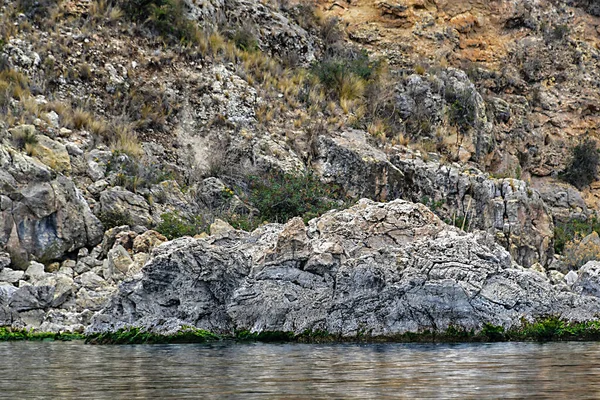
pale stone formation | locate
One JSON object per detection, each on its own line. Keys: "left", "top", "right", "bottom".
{"left": 315, "top": 129, "right": 553, "bottom": 268}
{"left": 0, "top": 144, "right": 103, "bottom": 261}
{"left": 210, "top": 218, "right": 235, "bottom": 236}
{"left": 88, "top": 200, "right": 600, "bottom": 337}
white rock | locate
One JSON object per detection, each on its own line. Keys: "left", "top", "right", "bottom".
{"left": 0, "top": 268, "right": 25, "bottom": 284}
{"left": 25, "top": 261, "right": 46, "bottom": 283}
{"left": 565, "top": 270, "right": 578, "bottom": 286}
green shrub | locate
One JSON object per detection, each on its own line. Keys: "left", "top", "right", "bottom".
{"left": 11, "top": 125, "right": 38, "bottom": 150}
{"left": 562, "top": 139, "right": 599, "bottom": 190}
{"left": 553, "top": 216, "right": 600, "bottom": 254}
{"left": 480, "top": 323, "right": 505, "bottom": 341}
{"left": 98, "top": 210, "right": 134, "bottom": 230}
{"left": 156, "top": 211, "right": 205, "bottom": 240}
{"left": 232, "top": 26, "right": 259, "bottom": 52}
{"left": 246, "top": 170, "right": 347, "bottom": 224}
{"left": 516, "top": 317, "right": 565, "bottom": 341}
{"left": 118, "top": 0, "right": 198, "bottom": 43}
{"left": 311, "top": 50, "right": 379, "bottom": 101}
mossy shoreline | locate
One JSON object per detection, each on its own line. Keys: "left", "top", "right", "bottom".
{"left": 5, "top": 318, "right": 600, "bottom": 345}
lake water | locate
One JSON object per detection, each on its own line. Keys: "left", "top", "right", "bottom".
{"left": 1, "top": 341, "right": 600, "bottom": 399}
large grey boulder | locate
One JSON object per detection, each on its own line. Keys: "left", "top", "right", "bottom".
{"left": 573, "top": 261, "right": 600, "bottom": 297}
{"left": 0, "top": 305, "right": 20, "bottom": 327}
{"left": 8, "top": 286, "right": 55, "bottom": 312}
{"left": 390, "top": 155, "right": 554, "bottom": 268}
{"left": 88, "top": 199, "right": 600, "bottom": 336}
{"left": 0, "top": 144, "right": 103, "bottom": 261}
{"left": 0, "top": 268, "right": 25, "bottom": 284}
{"left": 97, "top": 187, "right": 154, "bottom": 227}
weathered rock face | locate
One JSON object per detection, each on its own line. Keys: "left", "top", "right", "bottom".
{"left": 390, "top": 155, "right": 554, "bottom": 268}
{"left": 396, "top": 69, "right": 494, "bottom": 161}
{"left": 0, "top": 226, "right": 169, "bottom": 332}
{"left": 0, "top": 144, "right": 103, "bottom": 262}
{"left": 316, "top": 130, "right": 553, "bottom": 268}
{"left": 314, "top": 130, "right": 405, "bottom": 201}
{"left": 185, "top": 0, "right": 316, "bottom": 64}
{"left": 88, "top": 199, "right": 600, "bottom": 336}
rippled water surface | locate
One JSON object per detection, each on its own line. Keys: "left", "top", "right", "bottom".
{"left": 2, "top": 341, "right": 600, "bottom": 399}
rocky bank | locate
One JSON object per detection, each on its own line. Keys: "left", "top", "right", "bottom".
{"left": 1, "top": 0, "right": 600, "bottom": 338}
{"left": 84, "top": 200, "right": 600, "bottom": 337}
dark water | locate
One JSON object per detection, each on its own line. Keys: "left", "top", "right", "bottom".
{"left": 2, "top": 341, "right": 600, "bottom": 399}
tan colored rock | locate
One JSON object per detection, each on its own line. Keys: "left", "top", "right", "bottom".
{"left": 46, "top": 262, "right": 60, "bottom": 273}
{"left": 529, "top": 263, "right": 546, "bottom": 277}
{"left": 563, "top": 231, "right": 600, "bottom": 270}
{"left": 210, "top": 218, "right": 235, "bottom": 236}
{"left": 549, "top": 270, "right": 565, "bottom": 285}
{"left": 133, "top": 230, "right": 167, "bottom": 254}
{"left": 33, "top": 134, "right": 72, "bottom": 174}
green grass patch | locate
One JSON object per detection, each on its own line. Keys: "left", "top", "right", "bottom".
{"left": 85, "top": 327, "right": 221, "bottom": 345}
{"left": 155, "top": 211, "right": 206, "bottom": 240}
{"left": 0, "top": 327, "right": 85, "bottom": 342}
{"left": 7, "top": 318, "right": 600, "bottom": 345}
{"left": 554, "top": 216, "right": 600, "bottom": 254}
{"left": 244, "top": 170, "right": 349, "bottom": 225}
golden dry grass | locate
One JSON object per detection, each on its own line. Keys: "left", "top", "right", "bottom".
{"left": 111, "top": 126, "right": 143, "bottom": 159}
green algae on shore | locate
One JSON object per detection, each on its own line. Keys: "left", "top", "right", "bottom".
{"left": 6, "top": 317, "right": 600, "bottom": 344}
{"left": 0, "top": 328, "right": 85, "bottom": 342}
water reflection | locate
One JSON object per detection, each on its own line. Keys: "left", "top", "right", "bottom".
{"left": 2, "top": 341, "right": 600, "bottom": 399}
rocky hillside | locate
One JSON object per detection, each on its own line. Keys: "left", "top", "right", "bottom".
{"left": 1, "top": 0, "right": 600, "bottom": 335}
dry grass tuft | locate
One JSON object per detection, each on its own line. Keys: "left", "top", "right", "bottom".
{"left": 111, "top": 125, "right": 143, "bottom": 159}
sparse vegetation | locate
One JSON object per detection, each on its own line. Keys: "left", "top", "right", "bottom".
{"left": 10, "top": 317, "right": 600, "bottom": 344}
{"left": 10, "top": 125, "right": 38, "bottom": 150}
{"left": 311, "top": 50, "right": 378, "bottom": 102}
{"left": 156, "top": 211, "right": 205, "bottom": 240}
{"left": 0, "top": 327, "right": 85, "bottom": 341}
{"left": 86, "top": 326, "right": 219, "bottom": 345}
{"left": 118, "top": 0, "right": 200, "bottom": 43}
{"left": 97, "top": 210, "right": 134, "bottom": 230}
{"left": 245, "top": 170, "right": 348, "bottom": 225}
{"left": 562, "top": 139, "right": 599, "bottom": 190}
{"left": 554, "top": 215, "right": 600, "bottom": 256}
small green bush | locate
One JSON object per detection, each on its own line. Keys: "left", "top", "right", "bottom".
{"left": 98, "top": 210, "right": 134, "bottom": 230}
{"left": 311, "top": 50, "right": 379, "bottom": 100}
{"left": 11, "top": 126, "right": 38, "bottom": 150}
{"left": 553, "top": 216, "right": 600, "bottom": 254}
{"left": 562, "top": 139, "right": 599, "bottom": 190}
{"left": 156, "top": 211, "right": 205, "bottom": 240}
{"left": 118, "top": 0, "right": 198, "bottom": 43}
{"left": 232, "top": 27, "right": 259, "bottom": 52}
{"left": 246, "top": 171, "right": 347, "bottom": 225}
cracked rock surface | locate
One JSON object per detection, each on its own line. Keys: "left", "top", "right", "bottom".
{"left": 88, "top": 199, "right": 600, "bottom": 336}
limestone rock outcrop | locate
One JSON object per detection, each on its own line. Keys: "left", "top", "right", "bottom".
{"left": 88, "top": 199, "right": 600, "bottom": 337}
{"left": 316, "top": 130, "right": 553, "bottom": 268}
{"left": 0, "top": 144, "right": 103, "bottom": 262}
